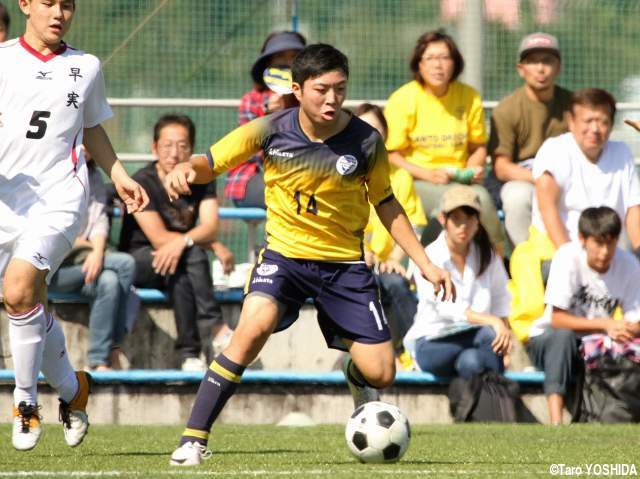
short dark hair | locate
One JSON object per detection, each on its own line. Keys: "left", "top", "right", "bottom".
{"left": 292, "top": 44, "right": 349, "bottom": 86}
{"left": 570, "top": 88, "right": 617, "bottom": 122}
{"left": 578, "top": 206, "right": 622, "bottom": 240}
{"left": 0, "top": 2, "right": 10, "bottom": 31}
{"left": 153, "top": 114, "right": 196, "bottom": 149}
{"left": 355, "top": 103, "right": 388, "bottom": 138}
{"left": 410, "top": 30, "right": 465, "bottom": 84}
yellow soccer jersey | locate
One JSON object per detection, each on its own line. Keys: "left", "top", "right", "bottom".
{"left": 366, "top": 167, "right": 427, "bottom": 261}
{"left": 384, "top": 80, "right": 487, "bottom": 170}
{"left": 208, "top": 108, "right": 394, "bottom": 260}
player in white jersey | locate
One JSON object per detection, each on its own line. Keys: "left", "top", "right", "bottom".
{"left": 0, "top": 0, "right": 148, "bottom": 451}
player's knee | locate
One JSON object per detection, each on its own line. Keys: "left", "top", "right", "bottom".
{"left": 3, "top": 280, "right": 39, "bottom": 314}
{"left": 365, "top": 362, "right": 396, "bottom": 389}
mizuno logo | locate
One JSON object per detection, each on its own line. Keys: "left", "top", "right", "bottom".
{"left": 32, "top": 252, "right": 47, "bottom": 264}
{"left": 36, "top": 71, "right": 53, "bottom": 80}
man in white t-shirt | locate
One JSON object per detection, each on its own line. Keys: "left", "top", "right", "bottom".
{"left": 528, "top": 207, "right": 640, "bottom": 425}
{"left": 509, "top": 88, "right": 640, "bottom": 360}
{"left": 0, "top": 0, "right": 147, "bottom": 451}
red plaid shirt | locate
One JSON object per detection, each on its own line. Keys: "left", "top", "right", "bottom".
{"left": 223, "top": 88, "right": 271, "bottom": 201}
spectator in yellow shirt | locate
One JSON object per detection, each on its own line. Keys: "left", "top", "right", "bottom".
{"left": 358, "top": 103, "right": 426, "bottom": 363}
{"left": 385, "top": 30, "right": 505, "bottom": 250}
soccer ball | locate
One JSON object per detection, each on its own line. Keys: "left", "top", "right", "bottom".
{"left": 345, "top": 401, "right": 411, "bottom": 463}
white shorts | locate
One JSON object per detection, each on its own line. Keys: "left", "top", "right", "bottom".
{"left": 0, "top": 226, "right": 75, "bottom": 295}
{"left": 0, "top": 174, "right": 87, "bottom": 294}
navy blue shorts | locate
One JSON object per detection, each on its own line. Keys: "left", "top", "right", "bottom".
{"left": 245, "top": 249, "right": 391, "bottom": 350}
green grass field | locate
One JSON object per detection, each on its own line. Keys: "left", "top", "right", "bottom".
{"left": 0, "top": 424, "right": 638, "bottom": 478}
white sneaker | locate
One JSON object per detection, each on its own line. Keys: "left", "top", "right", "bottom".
{"left": 169, "top": 441, "right": 212, "bottom": 466}
{"left": 181, "top": 357, "right": 207, "bottom": 372}
{"left": 59, "top": 371, "right": 91, "bottom": 447}
{"left": 342, "top": 356, "right": 380, "bottom": 408}
{"left": 212, "top": 330, "right": 233, "bottom": 356}
{"left": 12, "top": 402, "right": 43, "bottom": 451}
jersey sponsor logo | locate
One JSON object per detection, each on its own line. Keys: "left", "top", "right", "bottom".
{"left": 256, "top": 263, "right": 278, "bottom": 276}
{"left": 252, "top": 276, "right": 273, "bottom": 285}
{"left": 36, "top": 71, "right": 53, "bottom": 80}
{"left": 267, "top": 147, "right": 294, "bottom": 159}
{"left": 336, "top": 155, "right": 358, "bottom": 175}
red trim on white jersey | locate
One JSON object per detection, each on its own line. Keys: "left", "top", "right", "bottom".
{"left": 19, "top": 36, "right": 67, "bottom": 62}
{"left": 70, "top": 130, "right": 79, "bottom": 170}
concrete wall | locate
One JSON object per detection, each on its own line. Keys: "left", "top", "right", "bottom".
{"left": 0, "top": 303, "right": 342, "bottom": 372}
{"left": 0, "top": 382, "right": 552, "bottom": 425}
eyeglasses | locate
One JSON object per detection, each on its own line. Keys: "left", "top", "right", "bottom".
{"left": 157, "top": 142, "right": 192, "bottom": 153}
{"left": 421, "top": 55, "right": 453, "bottom": 63}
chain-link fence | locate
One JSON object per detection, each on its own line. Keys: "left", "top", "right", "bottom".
{"left": 4, "top": 0, "right": 640, "bottom": 261}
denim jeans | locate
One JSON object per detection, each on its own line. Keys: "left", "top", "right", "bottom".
{"left": 415, "top": 326, "right": 503, "bottom": 379}
{"left": 49, "top": 251, "right": 136, "bottom": 367}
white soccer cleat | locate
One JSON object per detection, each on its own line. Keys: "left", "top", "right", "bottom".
{"left": 342, "top": 356, "right": 380, "bottom": 409}
{"left": 59, "top": 371, "right": 91, "bottom": 447}
{"left": 12, "top": 402, "right": 43, "bottom": 451}
{"left": 181, "top": 357, "right": 207, "bottom": 372}
{"left": 169, "top": 441, "right": 212, "bottom": 466}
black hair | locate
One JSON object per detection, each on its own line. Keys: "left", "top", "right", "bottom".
{"left": 410, "top": 29, "right": 465, "bottom": 84}
{"left": 578, "top": 206, "right": 622, "bottom": 240}
{"left": 445, "top": 205, "right": 493, "bottom": 276}
{"left": 570, "top": 88, "right": 617, "bottom": 123}
{"left": 153, "top": 113, "right": 196, "bottom": 149}
{"left": 0, "top": 2, "right": 10, "bottom": 31}
{"left": 292, "top": 44, "right": 349, "bottom": 86}
{"left": 355, "top": 103, "right": 388, "bottom": 138}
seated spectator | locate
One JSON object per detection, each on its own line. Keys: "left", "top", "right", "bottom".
{"left": 509, "top": 88, "right": 640, "bottom": 350}
{"left": 358, "top": 103, "right": 426, "bottom": 366}
{"left": 533, "top": 207, "right": 640, "bottom": 424}
{"left": 384, "top": 30, "right": 505, "bottom": 251}
{"left": 509, "top": 88, "right": 640, "bottom": 416}
{"left": 49, "top": 151, "right": 136, "bottom": 371}
{"left": 488, "top": 32, "right": 572, "bottom": 246}
{"left": 119, "top": 114, "right": 233, "bottom": 371}
{"left": 0, "top": 2, "right": 10, "bottom": 42}
{"left": 404, "top": 186, "right": 511, "bottom": 378}
{"left": 224, "top": 31, "right": 306, "bottom": 208}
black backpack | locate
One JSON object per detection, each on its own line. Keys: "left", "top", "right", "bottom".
{"left": 574, "top": 355, "right": 640, "bottom": 423}
{"left": 448, "top": 371, "right": 538, "bottom": 423}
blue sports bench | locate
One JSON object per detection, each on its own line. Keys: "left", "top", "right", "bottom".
{"left": 17, "top": 206, "right": 543, "bottom": 387}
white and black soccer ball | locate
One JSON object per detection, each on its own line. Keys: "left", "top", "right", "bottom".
{"left": 345, "top": 401, "right": 411, "bottom": 463}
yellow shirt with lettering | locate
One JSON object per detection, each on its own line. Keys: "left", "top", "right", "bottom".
{"left": 385, "top": 80, "right": 487, "bottom": 170}
{"left": 208, "top": 108, "right": 393, "bottom": 261}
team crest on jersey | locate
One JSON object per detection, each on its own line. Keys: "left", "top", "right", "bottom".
{"left": 336, "top": 155, "right": 358, "bottom": 175}
{"left": 256, "top": 263, "right": 278, "bottom": 276}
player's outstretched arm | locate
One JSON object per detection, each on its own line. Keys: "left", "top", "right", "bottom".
{"left": 624, "top": 119, "right": 640, "bottom": 132}
{"left": 163, "top": 155, "right": 215, "bottom": 201}
{"left": 84, "top": 125, "right": 149, "bottom": 213}
{"left": 375, "top": 197, "right": 455, "bottom": 301}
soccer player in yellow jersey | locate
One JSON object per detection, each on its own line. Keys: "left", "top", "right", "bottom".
{"left": 166, "top": 44, "right": 453, "bottom": 466}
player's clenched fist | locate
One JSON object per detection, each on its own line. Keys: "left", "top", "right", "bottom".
{"left": 114, "top": 175, "right": 149, "bottom": 214}
{"left": 420, "top": 263, "right": 456, "bottom": 302}
{"left": 164, "top": 162, "right": 197, "bottom": 201}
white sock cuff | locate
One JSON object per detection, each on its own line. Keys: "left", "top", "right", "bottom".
{"left": 8, "top": 304, "right": 44, "bottom": 322}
